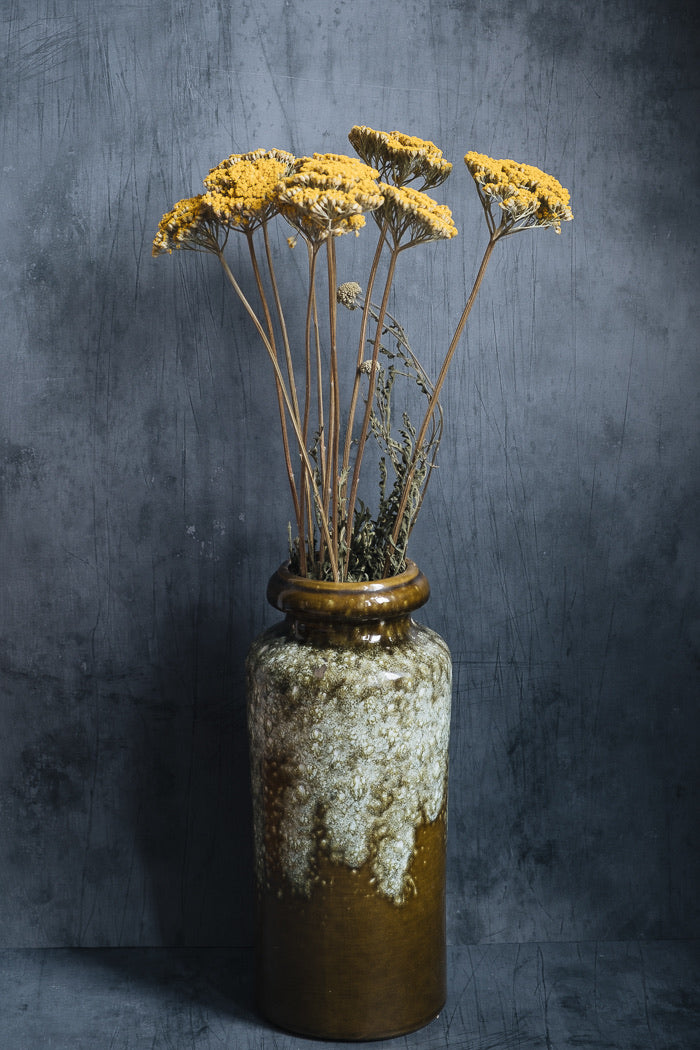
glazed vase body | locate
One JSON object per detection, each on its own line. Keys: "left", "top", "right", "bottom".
{"left": 245, "top": 561, "right": 452, "bottom": 1041}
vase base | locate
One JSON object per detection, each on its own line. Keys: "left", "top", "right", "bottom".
{"left": 255, "top": 812, "right": 447, "bottom": 1042}
{"left": 260, "top": 1001, "right": 445, "bottom": 1042}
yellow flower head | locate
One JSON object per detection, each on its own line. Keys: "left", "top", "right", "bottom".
{"left": 378, "top": 183, "right": 458, "bottom": 247}
{"left": 349, "top": 125, "right": 452, "bottom": 189}
{"left": 464, "top": 152, "right": 573, "bottom": 233}
{"left": 152, "top": 195, "right": 220, "bottom": 256}
{"left": 203, "top": 148, "right": 296, "bottom": 231}
{"left": 276, "top": 153, "right": 384, "bottom": 242}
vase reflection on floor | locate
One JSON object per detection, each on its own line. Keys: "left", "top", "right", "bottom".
{"left": 246, "top": 561, "right": 452, "bottom": 1040}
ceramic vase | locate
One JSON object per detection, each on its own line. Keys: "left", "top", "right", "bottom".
{"left": 245, "top": 560, "right": 452, "bottom": 1040}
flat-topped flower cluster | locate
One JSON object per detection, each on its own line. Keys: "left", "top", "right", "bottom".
{"left": 153, "top": 142, "right": 461, "bottom": 253}
{"left": 464, "top": 151, "right": 573, "bottom": 234}
{"left": 154, "top": 126, "right": 572, "bottom": 581}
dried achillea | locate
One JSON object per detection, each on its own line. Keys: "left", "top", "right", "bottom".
{"left": 151, "top": 195, "right": 220, "bottom": 255}
{"left": 379, "top": 183, "right": 458, "bottom": 247}
{"left": 277, "top": 153, "right": 384, "bottom": 242}
{"left": 152, "top": 127, "right": 573, "bottom": 583}
{"left": 204, "top": 149, "right": 296, "bottom": 231}
{"left": 349, "top": 125, "right": 452, "bottom": 190}
{"left": 464, "top": 152, "right": 573, "bottom": 233}
{"left": 336, "top": 281, "right": 363, "bottom": 309}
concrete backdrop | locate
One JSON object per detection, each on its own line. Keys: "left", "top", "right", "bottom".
{"left": 1, "top": 0, "right": 698, "bottom": 951}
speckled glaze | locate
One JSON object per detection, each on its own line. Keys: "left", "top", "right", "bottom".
{"left": 246, "top": 561, "right": 452, "bottom": 1041}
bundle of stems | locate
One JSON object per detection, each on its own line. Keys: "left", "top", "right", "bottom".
{"left": 214, "top": 201, "right": 452, "bottom": 582}
{"left": 153, "top": 130, "right": 572, "bottom": 581}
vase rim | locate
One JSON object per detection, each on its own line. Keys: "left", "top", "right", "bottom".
{"left": 267, "top": 560, "right": 430, "bottom": 623}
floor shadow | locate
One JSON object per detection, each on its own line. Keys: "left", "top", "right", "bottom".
{"left": 71, "top": 945, "right": 260, "bottom": 1023}
{"left": 132, "top": 591, "right": 257, "bottom": 953}
{"left": 93, "top": 581, "right": 264, "bottom": 1020}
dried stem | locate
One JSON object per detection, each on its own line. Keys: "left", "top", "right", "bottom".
{"left": 325, "top": 235, "right": 341, "bottom": 571}
{"left": 387, "top": 225, "right": 502, "bottom": 563}
{"left": 298, "top": 243, "right": 322, "bottom": 575}
{"left": 341, "top": 220, "right": 389, "bottom": 481}
{"left": 246, "top": 233, "right": 303, "bottom": 544}
{"left": 343, "top": 244, "right": 400, "bottom": 577}
{"left": 263, "top": 223, "right": 300, "bottom": 422}
{"left": 216, "top": 247, "right": 339, "bottom": 580}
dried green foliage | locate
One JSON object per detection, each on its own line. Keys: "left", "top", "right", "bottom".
{"left": 289, "top": 300, "right": 442, "bottom": 582}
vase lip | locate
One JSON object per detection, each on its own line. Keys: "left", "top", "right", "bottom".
{"left": 267, "top": 559, "right": 430, "bottom": 622}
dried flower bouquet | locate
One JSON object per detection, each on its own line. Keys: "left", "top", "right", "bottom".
{"left": 154, "top": 127, "right": 572, "bottom": 582}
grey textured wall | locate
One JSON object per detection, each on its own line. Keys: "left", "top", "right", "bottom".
{"left": 1, "top": 0, "right": 698, "bottom": 950}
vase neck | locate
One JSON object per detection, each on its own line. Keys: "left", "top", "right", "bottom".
{"left": 283, "top": 612, "right": 417, "bottom": 646}
{"left": 266, "top": 560, "right": 430, "bottom": 646}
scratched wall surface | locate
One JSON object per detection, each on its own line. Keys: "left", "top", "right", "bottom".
{"left": 1, "top": 0, "right": 698, "bottom": 949}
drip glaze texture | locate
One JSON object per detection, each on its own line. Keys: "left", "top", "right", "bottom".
{"left": 247, "top": 619, "right": 450, "bottom": 901}
{"left": 246, "top": 562, "right": 451, "bottom": 902}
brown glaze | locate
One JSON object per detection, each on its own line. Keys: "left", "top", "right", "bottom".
{"left": 267, "top": 560, "right": 431, "bottom": 644}
{"left": 257, "top": 809, "right": 447, "bottom": 1041}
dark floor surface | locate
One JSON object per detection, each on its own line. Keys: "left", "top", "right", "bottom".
{"left": 1, "top": 941, "right": 699, "bottom": 1049}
